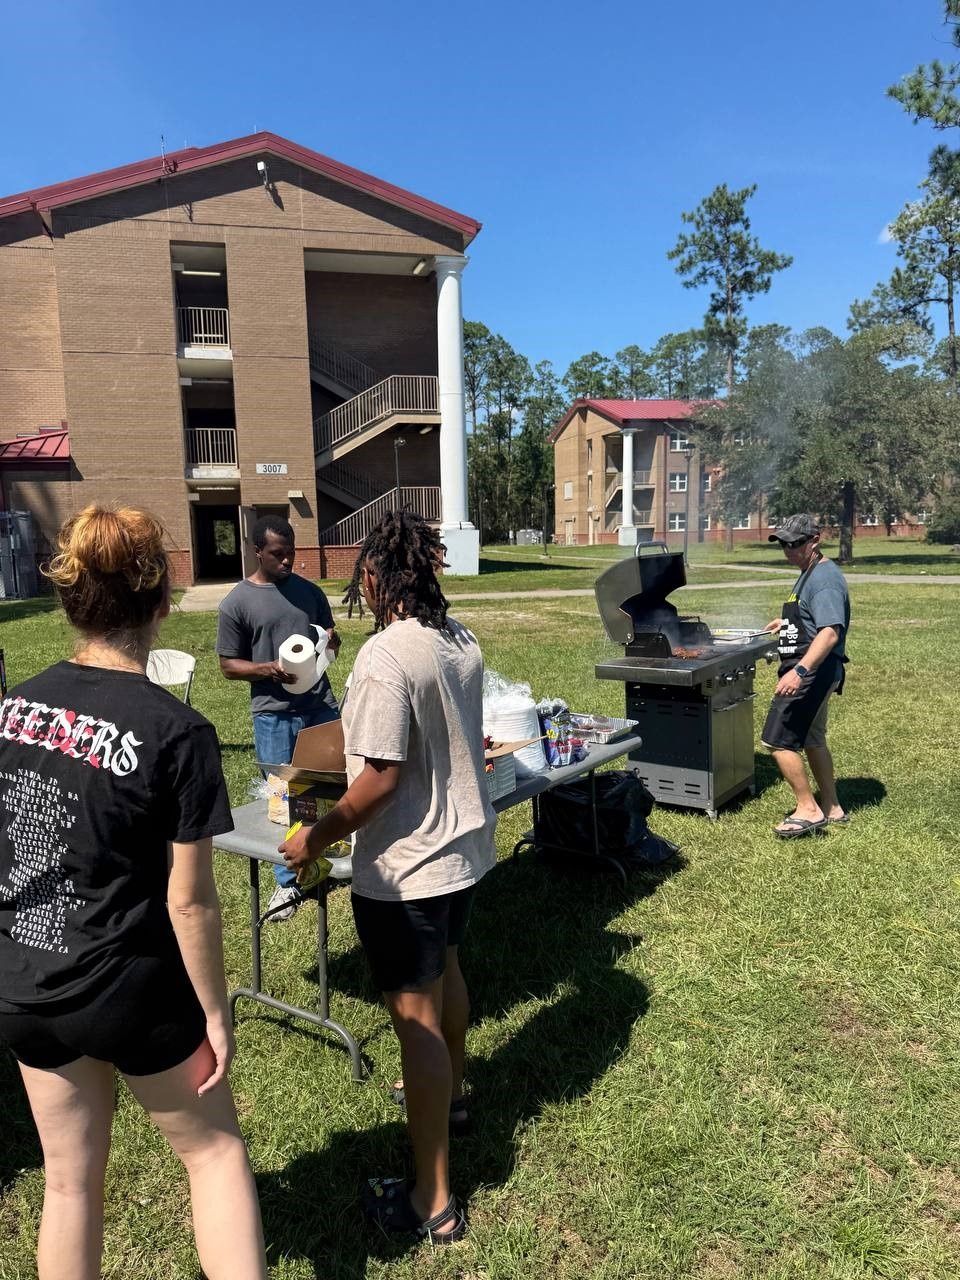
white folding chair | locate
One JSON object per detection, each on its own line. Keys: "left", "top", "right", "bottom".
{"left": 146, "top": 648, "right": 197, "bottom": 705}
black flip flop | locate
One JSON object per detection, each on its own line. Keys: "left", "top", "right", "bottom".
{"left": 774, "top": 816, "right": 827, "bottom": 839}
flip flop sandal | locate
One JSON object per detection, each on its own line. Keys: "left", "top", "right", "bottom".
{"left": 389, "top": 1085, "right": 472, "bottom": 1136}
{"left": 364, "top": 1176, "right": 467, "bottom": 1244}
{"left": 826, "top": 815, "right": 850, "bottom": 825}
{"left": 774, "top": 817, "right": 827, "bottom": 839}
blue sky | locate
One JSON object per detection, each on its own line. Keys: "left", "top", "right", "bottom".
{"left": 3, "top": 0, "right": 948, "bottom": 372}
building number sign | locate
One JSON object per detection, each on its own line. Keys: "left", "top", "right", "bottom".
{"left": 255, "top": 462, "right": 288, "bottom": 475}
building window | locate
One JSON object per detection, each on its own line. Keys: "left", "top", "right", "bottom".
{"left": 669, "top": 429, "right": 690, "bottom": 452}
{"left": 587, "top": 438, "right": 593, "bottom": 464}
{"left": 701, "top": 472, "right": 712, "bottom": 493}
{"left": 668, "top": 472, "right": 688, "bottom": 493}
{"left": 587, "top": 474, "right": 593, "bottom": 500}
{"left": 733, "top": 515, "right": 751, "bottom": 530}
{"left": 916, "top": 508, "right": 928, "bottom": 525}
{"left": 668, "top": 512, "right": 686, "bottom": 532}
{"left": 563, "top": 480, "right": 573, "bottom": 500}
{"left": 731, "top": 430, "right": 745, "bottom": 447}
{"left": 861, "top": 513, "right": 878, "bottom": 526}
{"left": 700, "top": 513, "right": 712, "bottom": 531}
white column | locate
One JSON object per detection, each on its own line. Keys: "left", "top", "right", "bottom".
{"left": 434, "top": 254, "right": 479, "bottom": 575}
{"left": 618, "top": 427, "right": 638, "bottom": 546}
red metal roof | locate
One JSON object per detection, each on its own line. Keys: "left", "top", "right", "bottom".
{"left": 0, "top": 132, "right": 482, "bottom": 242}
{"left": 0, "top": 430, "right": 70, "bottom": 463}
{"left": 548, "top": 398, "right": 716, "bottom": 443}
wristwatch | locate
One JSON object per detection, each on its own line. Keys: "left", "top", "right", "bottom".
{"left": 794, "top": 664, "right": 810, "bottom": 678}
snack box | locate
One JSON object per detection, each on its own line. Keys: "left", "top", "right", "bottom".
{"left": 257, "top": 720, "right": 348, "bottom": 825}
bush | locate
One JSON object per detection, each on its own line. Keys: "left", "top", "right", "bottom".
{"left": 925, "top": 492, "right": 960, "bottom": 544}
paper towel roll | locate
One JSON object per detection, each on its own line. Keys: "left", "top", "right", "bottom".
{"left": 278, "top": 634, "right": 319, "bottom": 695}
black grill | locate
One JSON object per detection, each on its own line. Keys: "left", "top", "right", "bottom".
{"left": 593, "top": 544, "right": 777, "bottom": 817}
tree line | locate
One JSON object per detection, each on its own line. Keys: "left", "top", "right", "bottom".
{"left": 465, "top": 1, "right": 960, "bottom": 559}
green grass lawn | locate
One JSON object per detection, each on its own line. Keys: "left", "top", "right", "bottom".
{"left": 1, "top": 578, "right": 960, "bottom": 1278}
{"left": 476, "top": 537, "right": 960, "bottom": 576}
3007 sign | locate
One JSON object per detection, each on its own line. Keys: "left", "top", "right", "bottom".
{"left": 255, "top": 462, "right": 288, "bottom": 475}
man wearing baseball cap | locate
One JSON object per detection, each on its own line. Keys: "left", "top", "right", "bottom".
{"left": 760, "top": 514, "right": 850, "bottom": 838}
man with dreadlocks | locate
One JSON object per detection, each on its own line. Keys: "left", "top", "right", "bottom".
{"left": 280, "top": 511, "right": 495, "bottom": 1244}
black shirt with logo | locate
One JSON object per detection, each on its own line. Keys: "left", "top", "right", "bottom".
{"left": 0, "top": 662, "right": 233, "bottom": 1005}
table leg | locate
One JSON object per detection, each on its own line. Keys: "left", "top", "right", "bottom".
{"left": 229, "top": 864, "right": 364, "bottom": 1082}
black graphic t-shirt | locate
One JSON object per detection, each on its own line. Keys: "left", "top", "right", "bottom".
{"left": 0, "top": 662, "right": 233, "bottom": 1005}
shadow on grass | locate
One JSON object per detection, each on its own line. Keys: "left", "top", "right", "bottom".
{"left": 473, "top": 556, "right": 585, "bottom": 576}
{"left": 0, "top": 597, "right": 59, "bottom": 624}
{"left": 259, "top": 854, "right": 677, "bottom": 1274}
{"left": 753, "top": 754, "right": 886, "bottom": 814}
{"left": 842, "top": 551, "right": 958, "bottom": 570}
{"left": 0, "top": 1049, "right": 40, "bottom": 1194}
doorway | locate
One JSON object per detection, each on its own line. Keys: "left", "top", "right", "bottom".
{"left": 194, "top": 504, "right": 241, "bottom": 580}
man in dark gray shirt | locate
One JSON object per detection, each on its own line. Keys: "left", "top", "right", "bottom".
{"left": 760, "top": 514, "right": 851, "bottom": 839}
{"left": 217, "top": 514, "right": 340, "bottom": 917}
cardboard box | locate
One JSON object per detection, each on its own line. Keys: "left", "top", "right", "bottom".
{"left": 256, "top": 720, "right": 348, "bottom": 825}
{"left": 483, "top": 739, "right": 538, "bottom": 803}
{"left": 259, "top": 724, "right": 535, "bottom": 819}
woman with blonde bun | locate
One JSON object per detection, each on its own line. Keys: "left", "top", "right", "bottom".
{"left": 0, "top": 506, "right": 266, "bottom": 1280}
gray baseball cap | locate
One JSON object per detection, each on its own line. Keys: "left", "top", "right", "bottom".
{"left": 768, "top": 513, "right": 820, "bottom": 543}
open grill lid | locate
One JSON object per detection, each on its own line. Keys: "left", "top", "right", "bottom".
{"left": 594, "top": 543, "right": 690, "bottom": 646}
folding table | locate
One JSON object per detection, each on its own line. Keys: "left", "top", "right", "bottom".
{"left": 216, "top": 733, "right": 643, "bottom": 1080}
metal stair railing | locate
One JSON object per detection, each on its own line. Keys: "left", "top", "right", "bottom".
{"left": 307, "top": 334, "right": 380, "bottom": 395}
{"left": 313, "top": 375, "right": 438, "bottom": 455}
{"left": 319, "top": 486, "right": 442, "bottom": 545}
{"left": 317, "top": 460, "right": 382, "bottom": 505}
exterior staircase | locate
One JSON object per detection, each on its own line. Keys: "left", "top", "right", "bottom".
{"left": 319, "top": 485, "right": 442, "bottom": 547}
{"left": 315, "top": 459, "right": 383, "bottom": 508}
{"left": 313, "top": 374, "right": 439, "bottom": 464}
{"left": 308, "top": 332, "right": 442, "bottom": 540}
{"left": 308, "top": 334, "right": 379, "bottom": 398}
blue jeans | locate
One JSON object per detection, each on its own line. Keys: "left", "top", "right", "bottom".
{"left": 254, "top": 705, "right": 340, "bottom": 888}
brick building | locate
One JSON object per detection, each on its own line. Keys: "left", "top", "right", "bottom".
{"left": 0, "top": 132, "right": 482, "bottom": 582}
{"left": 549, "top": 398, "right": 930, "bottom": 546}
{"left": 549, "top": 398, "right": 769, "bottom": 545}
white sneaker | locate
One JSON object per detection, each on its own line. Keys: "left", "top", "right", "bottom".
{"left": 266, "top": 884, "right": 305, "bottom": 923}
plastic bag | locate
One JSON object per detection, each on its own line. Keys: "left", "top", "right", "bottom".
{"left": 536, "top": 698, "right": 587, "bottom": 768}
{"left": 536, "top": 770, "right": 656, "bottom": 852}
{"left": 482, "top": 669, "right": 546, "bottom": 775}
{"left": 247, "top": 773, "right": 291, "bottom": 825}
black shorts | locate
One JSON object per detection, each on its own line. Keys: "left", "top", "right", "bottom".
{"left": 0, "top": 951, "right": 206, "bottom": 1076}
{"left": 761, "top": 662, "right": 838, "bottom": 753}
{"left": 352, "top": 885, "right": 476, "bottom": 993}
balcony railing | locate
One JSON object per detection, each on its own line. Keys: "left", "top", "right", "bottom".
{"left": 605, "top": 511, "right": 653, "bottom": 533}
{"left": 178, "top": 306, "right": 230, "bottom": 348}
{"left": 313, "top": 375, "right": 438, "bottom": 454}
{"left": 319, "top": 486, "right": 441, "bottom": 545}
{"left": 185, "top": 427, "right": 237, "bottom": 467}
{"left": 605, "top": 470, "right": 653, "bottom": 503}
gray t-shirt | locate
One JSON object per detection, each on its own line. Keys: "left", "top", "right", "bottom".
{"left": 216, "top": 575, "right": 338, "bottom": 716}
{"left": 796, "top": 558, "right": 850, "bottom": 662}
{"left": 343, "top": 616, "right": 497, "bottom": 902}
